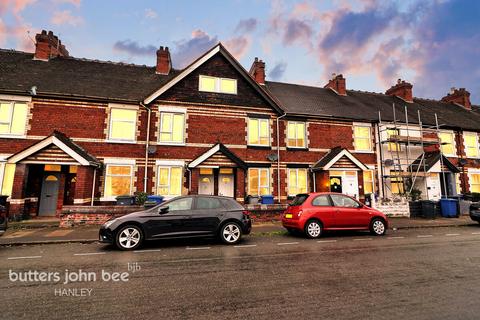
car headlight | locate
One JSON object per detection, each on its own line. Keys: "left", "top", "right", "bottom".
{"left": 103, "top": 219, "right": 117, "bottom": 229}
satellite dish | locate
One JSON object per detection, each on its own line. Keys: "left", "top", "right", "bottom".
{"left": 148, "top": 145, "right": 157, "bottom": 154}
{"left": 267, "top": 153, "right": 278, "bottom": 162}
{"left": 384, "top": 159, "right": 394, "bottom": 167}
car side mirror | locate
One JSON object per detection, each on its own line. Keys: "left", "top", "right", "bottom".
{"left": 159, "top": 206, "right": 169, "bottom": 214}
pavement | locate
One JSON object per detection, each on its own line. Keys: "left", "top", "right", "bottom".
{"left": 0, "top": 215, "right": 477, "bottom": 246}
{"left": 2, "top": 225, "right": 480, "bottom": 319}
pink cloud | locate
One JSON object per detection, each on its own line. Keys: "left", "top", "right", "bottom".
{"left": 51, "top": 10, "right": 84, "bottom": 26}
{"left": 224, "top": 36, "right": 251, "bottom": 60}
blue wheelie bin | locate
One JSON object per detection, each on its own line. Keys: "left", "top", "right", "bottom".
{"left": 440, "top": 198, "right": 458, "bottom": 218}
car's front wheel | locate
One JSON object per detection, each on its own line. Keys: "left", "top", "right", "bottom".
{"left": 220, "top": 222, "right": 242, "bottom": 244}
{"left": 115, "top": 225, "right": 143, "bottom": 250}
{"left": 370, "top": 218, "right": 386, "bottom": 236}
{"left": 304, "top": 220, "right": 322, "bottom": 239}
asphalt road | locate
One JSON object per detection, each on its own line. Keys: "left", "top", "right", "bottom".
{"left": 1, "top": 226, "right": 480, "bottom": 320}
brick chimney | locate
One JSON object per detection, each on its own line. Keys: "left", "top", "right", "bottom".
{"left": 441, "top": 87, "right": 471, "bottom": 110}
{"left": 324, "top": 73, "right": 346, "bottom": 96}
{"left": 385, "top": 79, "right": 413, "bottom": 103}
{"left": 156, "top": 46, "right": 171, "bottom": 75}
{"left": 249, "top": 57, "right": 265, "bottom": 85}
{"left": 34, "top": 30, "right": 69, "bottom": 61}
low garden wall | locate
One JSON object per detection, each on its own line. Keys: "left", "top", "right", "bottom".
{"left": 60, "top": 205, "right": 143, "bottom": 227}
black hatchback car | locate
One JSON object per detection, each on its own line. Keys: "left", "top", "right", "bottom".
{"left": 99, "top": 195, "right": 251, "bottom": 250}
{"left": 470, "top": 202, "right": 480, "bottom": 224}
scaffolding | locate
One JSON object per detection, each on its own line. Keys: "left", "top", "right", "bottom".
{"left": 378, "top": 104, "right": 448, "bottom": 200}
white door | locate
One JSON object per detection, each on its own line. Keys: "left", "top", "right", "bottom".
{"left": 199, "top": 175, "right": 214, "bottom": 195}
{"left": 342, "top": 171, "right": 359, "bottom": 199}
{"left": 427, "top": 173, "right": 442, "bottom": 200}
{"left": 218, "top": 174, "right": 234, "bottom": 197}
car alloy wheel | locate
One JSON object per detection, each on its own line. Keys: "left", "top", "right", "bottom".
{"left": 116, "top": 225, "right": 143, "bottom": 250}
{"left": 371, "top": 219, "right": 386, "bottom": 236}
{"left": 221, "top": 222, "right": 242, "bottom": 244}
{"left": 305, "top": 220, "right": 322, "bottom": 239}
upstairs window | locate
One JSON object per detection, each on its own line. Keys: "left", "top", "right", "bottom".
{"left": 159, "top": 112, "right": 185, "bottom": 144}
{"left": 199, "top": 75, "right": 237, "bottom": 94}
{"left": 0, "top": 102, "right": 28, "bottom": 136}
{"left": 109, "top": 108, "right": 137, "bottom": 141}
{"left": 287, "top": 121, "right": 306, "bottom": 148}
{"left": 248, "top": 118, "right": 270, "bottom": 146}
{"left": 387, "top": 129, "right": 401, "bottom": 152}
{"left": 464, "top": 132, "right": 479, "bottom": 158}
{"left": 354, "top": 126, "right": 372, "bottom": 151}
{"left": 288, "top": 168, "right": 308, "bottom": 196}
{"left": 439, "top": 131, "right": 455, "bottom": 156}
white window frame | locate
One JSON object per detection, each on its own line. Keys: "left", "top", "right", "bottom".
{"left": 159, "top": 111, "right": 186, "bottom": 145}
{"left": 0, "top": 100, "right": 29, "bottom": 138}
{"left": 248, "top": 118, "right": 270, "bottom": 147}
{"left": 363, "top": 169, "right": 375, "bottom": 194}
{"left": 248, "top": 168, "right": 270, "bottom": 196}
{"left": 102, "top": 163, "right": 134, "bottom": 200}
{"left": 463, "top": 132, "right": 479, "bottom": 159}
{"left": 287, "top": 121, "right": 307, "bottom": 148}
{"left": 156, "top": 166, "right": 183, "bottom": 198}
{"left": 353, "top": 124, "right": 372, "bottom": 152}
{"left": 438, "top": 130, "right": 456, "bottom": 156}
{"left": 287, "top": 168, "right": 308, "bottom": 196}
{"left": 198, "top": 75, "right": 237, "bottom": 94}
{"left": 107, "top": 106, "right": 138, "bottom": 143}
{"left": 468, "top": 169, "right": 480, "bottom": 193}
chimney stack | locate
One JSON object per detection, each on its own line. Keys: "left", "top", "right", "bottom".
{"left": 156, "top": 46, "right": 171, "bottom": 75}
{"left": 385, "top": 79, "right": 413, "bottom": 103}
{"left": 441, "top": 87, "right": 471, "bottom": 110}
{"left": 249, "top": 57, "right": 265, "bottom": 85}
{"left": 34, "top": 30, "right": 69, "bottom": 61}
{"left": 324, "top": 73, "right": 346, "bottom": 96}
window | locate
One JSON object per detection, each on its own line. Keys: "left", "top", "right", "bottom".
{"left": 248, "top": 118, "right": 270, "bottom": 146}
{"left": 248, "top": 168, "right": 270, "bottom": 196}
{"left": 157, "top": 167, "right": 183, "bottom": 196}
{"left": 387, "top": 129, "right": 400, "bottom": 152}
{"left": 288, "top": 168, "right": 308, "bottom": 196}
{"left": 464, "top": 132, "right": 479, "bottom": 158}
{"left": 109, "top": 108, "right": 137, "bottom": 141}
{"left": 290, "top": 194, "right": 309, "bottom": 206}
{"left": 312, "top": 195, "right": 331, "bottom": 207}
{"left": 163, "top": 197, "right": 192, "bottom": 212}
{"left": 390, "top": 173, "right": 404, "bottom": 194}
{"left": 0, "top": 102, "right": 28, "bottom": 136}
{"left": 196, "top": 197, "right": 223, "bottom": 210}
{"left": 0, "top": 163, "right": 15, "bottom": 196}
{"left": 199, "top": 75, "right": 237, "bottom": 94}
{"left": 44, "top": 164, "right": 61, "bottom": 172}
{"left": 159, "top": 112, "right": 185, "bottom": 144}
{"left": 287, "top": 121, "right": 306, "bottom": 148}
{"left": 469, "top": 173, "right": 480, "bottom": 193}
{"left": 439, "top": 131, "right": 455, "bottom": 156}
{"left": 104, "top": 165, "right": 133, "bottom": 197}
{"left": 363, "top": 170, "right": 374, "bottom": 194}
{"left": 330, "top": 194, "right": 360, "bottom": 208}
{"left": 354, "top": 126, "right": 372, "bottom": 151}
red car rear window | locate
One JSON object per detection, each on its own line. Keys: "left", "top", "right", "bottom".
{"left": 290, "top": 194, "right": 309, "bottom": 206}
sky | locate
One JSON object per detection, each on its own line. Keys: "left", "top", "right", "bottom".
{"left": 0, "top": 0, "right": 479, "bottom": 104}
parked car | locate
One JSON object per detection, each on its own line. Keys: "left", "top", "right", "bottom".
{"left": 282, "top": 192, "right": 388, "bottom": 238}
{"left": 469, "top": 202, "right": 480, "bottom": 224}
{"left": 0, "top": 204, "right": 7, "bottom": 236}
{"left": 99, "top": 195, "right": 251, "bottom": 250}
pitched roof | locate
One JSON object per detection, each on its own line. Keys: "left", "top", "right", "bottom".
{"left": 408, "top": 151, "right": 459, "bottom": 173}
{"left": 188, "top": 143, "right": 247, "bottom": 169}
{"left": 0, "top": 49, "right": 179, "bottom": 103}
{"left": 312, "top": 147, "right": 368, "bottom": 171}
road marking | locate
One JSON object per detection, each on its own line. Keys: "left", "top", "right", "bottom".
{"left": 133, "top": 249, "right": 162, "bottom": 253}
{"left": 353, "top": 238, "right": 372, "bottom": 241}
{"left": 387, "top": 236, "right": 405, "bottom": 239}
{"left": 445, "top": 233, "right": 460, "bottom": 236}
{"left": 7, "top": 255, "right": 42, "bottom": 260}
{"left": 277, "top": 242, "right": 299, "bottom": 246}
{"left": 234, "top": 244, "right": 257, "bottom": 248}
{"left": 186, "top": 246, "right": 211, "bottom": 250}
{"left": 317, "top": 240, "right": 338, "bottom": 243}
{"left": 471, "top": 232, "right": 480, "bottom": 235}
{"left": 73, "top": 252, "right": 106, "bottom": 256}
{"left": 417, "top": 235, "right": 433, "bottom": 238}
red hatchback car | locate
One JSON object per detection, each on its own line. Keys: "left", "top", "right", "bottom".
{"left": 282, "top": 193, "right": 388, "bottom": 238}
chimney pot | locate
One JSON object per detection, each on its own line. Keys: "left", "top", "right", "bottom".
{"left": 324, "top": 73, "right": 346, "bottom": 96}
{"left": 386, "top": 79, "right": 413, "bottom": 103}
{"left": 442, "top": 87, "right": 471, "bottom": 110}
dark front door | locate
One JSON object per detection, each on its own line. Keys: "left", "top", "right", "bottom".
{"left": 330, "top": 176, "right": 342, "bottom": 193}
{"left": 39, "top": 173, "right": 61, "bottom": 216}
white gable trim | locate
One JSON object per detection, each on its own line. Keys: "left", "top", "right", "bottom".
{"left": 144, "top": 46, "right": 221, "bottom": 104}
{"left": 7, "top": 136, "right": 90, "bottom": 165}
{"left": 188, "top": 144, "right": 221, "bottom": 168}
{"left": 323, "top": 149, "right": 369, "bottom": 171}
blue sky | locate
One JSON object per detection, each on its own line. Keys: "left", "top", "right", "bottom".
{"left": 1, "top": 0, "right": 479, "bottom": 103}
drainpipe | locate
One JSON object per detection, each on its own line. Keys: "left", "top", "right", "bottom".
{"left": 90, "top": 168, "right": 96, "bottom": 206}
{"left": 276, "top": 113, "right": 287, "bottom": 203}
{"left": 140, "top": 102, "right": 151, "bottom": 193}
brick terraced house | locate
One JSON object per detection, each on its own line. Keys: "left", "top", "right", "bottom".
{"left": 1, "top": 30, "right": 480, "bottom": 220}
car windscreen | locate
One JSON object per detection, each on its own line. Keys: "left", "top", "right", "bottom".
{"left": 290, "top": 194, "right": 309, "bottom": 206}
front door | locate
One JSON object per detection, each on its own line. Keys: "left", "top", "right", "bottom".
{"left": 199, "top": 174, "right": 214, "bottom": 195}
{"left": 427, "top": 173, "right": 442, "bottom": 200}
{"left": 342, "top": 172, "right": 358, "bottom": 198}
{"left": 218, "top": 173, "right": 234, "bottom": 197}
{"left": 38, "top": 173, "right": 60, "bottom": 216}
{"left": 330, "top": 176, "right": 342, "bottom": 193}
